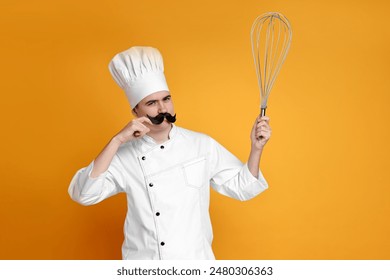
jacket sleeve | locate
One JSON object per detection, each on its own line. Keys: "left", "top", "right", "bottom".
{"left": 68, "top": 154, "right": 126, "bottom": 206}
{"left": 209, "top": 137, "right": 268, "bottom": 201}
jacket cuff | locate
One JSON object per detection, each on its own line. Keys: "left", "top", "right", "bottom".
{"left": 76, "top": 161, "right": 108, "bottom": 196}
{"left": 243, "top": 163, "right": 269, "bottom": 193}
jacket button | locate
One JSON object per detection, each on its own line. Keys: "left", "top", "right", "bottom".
{"left": 141, "top": 156, "right": 146, "bottom": 160}
{"left": 160, "top": 242, "right": 165, "bottom": 246}
{"left": 156, "top": 212, "right": 160, "bottom": 216}
{"left": 160, "top": 145, "right": 164, "bottom": 149}
{"left": 149, "top": 183, "right": 154, "bottom": 187}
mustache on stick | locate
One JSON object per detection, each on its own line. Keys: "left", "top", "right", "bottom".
{"left": 147, "top": 113, "right": 177, "bottom": 125}
{"left": 133, "top": 113, "right": 177, "bottom": 137}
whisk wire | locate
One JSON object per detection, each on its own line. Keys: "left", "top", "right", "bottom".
{"left": 251, "top": 12, "right": 292, "bottom": 113}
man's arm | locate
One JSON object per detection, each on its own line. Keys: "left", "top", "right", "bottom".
{"left": 208, "top": 116, "right": 270, "bottom": 201}
{"left": 247, "top": 115, "right": 271, "bottom": 178}
{"left": 68, "top": 116, "right": 153, "bottom": 205}
{"left": 90, "top": 117, "right": 152, "bottom": 178}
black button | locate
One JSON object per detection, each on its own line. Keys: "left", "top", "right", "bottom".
{"left": 141, "top": 156, "right": 146, "bottom": 160}
{"left": 149, "top": 183, "right": 154, "bottom": 187}
{"left": 156, "top": 212, "right": 160, "bottom": 216}
{"left": 160, "top": 145, "right": 164, "bottom": 149}
{"left": 160, "top": 242, "right": 165, "bottom": 246}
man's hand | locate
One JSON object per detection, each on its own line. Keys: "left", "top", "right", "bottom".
{"left": 90, "top": 117, "right": 152, "bottom": 178}
{"left": 113, "top": 117, "right": 153, "bottom": 144}
{"left": 250, "top": 115, "right": 271, "bottom": 150}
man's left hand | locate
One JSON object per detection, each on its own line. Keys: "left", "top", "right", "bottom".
{"left": 250, "top": 115, "right": 271, "bottom": 150}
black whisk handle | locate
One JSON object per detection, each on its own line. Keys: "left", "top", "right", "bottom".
{"left": 260, "top": 107, "right": 267, "bottom": 117}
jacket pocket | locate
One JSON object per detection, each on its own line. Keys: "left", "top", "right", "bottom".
{"left": 182, "top": 157, "right": 207, "bottom": 189}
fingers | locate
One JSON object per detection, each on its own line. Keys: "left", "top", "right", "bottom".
{"left": 253, "top": 115, "right": 271, "bottom": 142}
{"left": 256, "top": 121, "right": 270, "bottom": 129}
{"left": 255, "top": 128, "right": 271, "bottom": 140}
{"left": 255, "top": 124, "right": 271, "bottom": 136}
{"left": 131, "top": 120, "right": 150, "bottom": 138}
{"left": 256, "top": 116, "right": 270, "bottom": 126}
{"left": 255, "top": 116, "right": 271, "bottom": 131}
{"left": 132, "top": 117, "right": 153, "bottom": 132}
{"left": 132, "top": 117, "right": 154, "bottom": 137}
{"left": 116, "top": 118, "right": 152, "bottom": 143}
{"left": 256, "top": 115, "right": 270, "bottom": 122}
{"left": 136, "top": 116, "right": 153, "bottom": 126}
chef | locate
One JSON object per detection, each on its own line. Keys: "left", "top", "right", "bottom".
{"left": 68, "top": 46, "right": 271, "bottom": 260}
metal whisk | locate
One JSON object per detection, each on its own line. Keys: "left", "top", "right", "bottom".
{"left": 251, "top": 12, "right": 292, "bottom": 116}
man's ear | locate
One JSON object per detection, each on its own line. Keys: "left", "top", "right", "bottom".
{"left": 132, "top": 106, "right": 138, "bottom": 117}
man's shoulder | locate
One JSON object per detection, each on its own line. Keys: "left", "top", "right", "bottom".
{"left": 174, "top": 126, "right": 223, "bottom": 150}
{"left": 176, "top": 126, "right": 212, "bottom": 141}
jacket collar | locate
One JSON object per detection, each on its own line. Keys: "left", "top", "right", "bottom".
{"left": 141, "top": 123, "right": 177, "bottom": 145}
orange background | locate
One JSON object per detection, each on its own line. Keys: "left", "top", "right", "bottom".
{"left": 1, "top": 0, "right": 389, "bottom": 259}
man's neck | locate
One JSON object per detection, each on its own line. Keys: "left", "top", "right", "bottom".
{"left": 146, "top": 124, "right": 172, "bottom": 144}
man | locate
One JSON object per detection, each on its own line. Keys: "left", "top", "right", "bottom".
{"left": 68, "top": 46, "right": 271, "bottom": 260}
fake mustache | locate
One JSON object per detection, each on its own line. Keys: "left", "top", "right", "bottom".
{"left": 147, "top": 113, "right": 177, "bottom": 125}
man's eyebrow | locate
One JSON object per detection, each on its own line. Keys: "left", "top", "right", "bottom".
{"left": 145, "top": 95, "right": 171, "bottom": 104}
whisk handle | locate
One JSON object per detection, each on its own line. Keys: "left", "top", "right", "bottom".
{"left": 257, "top": 107, "right": 267, "bottom": 140}
{"left": 260, "top": 107, "right": 267, "bottom": 117}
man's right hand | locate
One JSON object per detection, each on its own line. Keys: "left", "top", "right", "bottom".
{"left": 113, "top": 117, "right": 153, "bottom": 144}
{"left": 89, "top": 117, "right": 152, "bottom": 178}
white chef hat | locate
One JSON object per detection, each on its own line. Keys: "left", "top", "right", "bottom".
{"left": 108, "top": 46, "right": 169, "bottom": 109}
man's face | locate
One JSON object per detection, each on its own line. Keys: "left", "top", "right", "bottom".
{"left": 133, "top": 91, "right": 175, "bottom": 130}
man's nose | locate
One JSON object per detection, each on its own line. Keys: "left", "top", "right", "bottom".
{"left": 157, "top": 101, "right": 167, "bottom": 113}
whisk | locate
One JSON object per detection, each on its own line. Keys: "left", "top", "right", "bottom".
{"left": 251, "top": 12, "right": 292, "bottom": 116}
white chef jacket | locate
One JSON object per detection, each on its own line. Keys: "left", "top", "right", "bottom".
{"left": 68, "top": 124, "right": 268, "bottom": 260}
